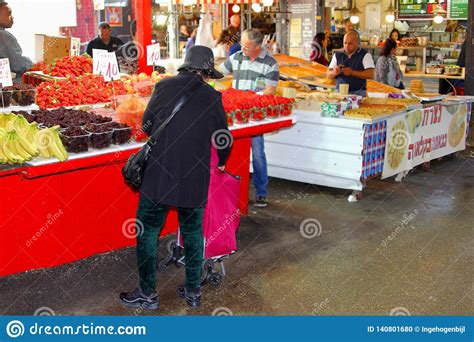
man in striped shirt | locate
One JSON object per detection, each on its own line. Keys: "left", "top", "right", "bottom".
{"left": 221, "top": 29, "right": 279, "bottom": 208}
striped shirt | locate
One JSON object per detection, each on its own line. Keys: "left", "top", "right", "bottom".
{"left": 220, "top": 49, "right": 279, "bottom": 91}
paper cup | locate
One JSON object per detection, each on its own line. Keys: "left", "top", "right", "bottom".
{"left": 339, "top": 84, "right": 349, "bottom": 95}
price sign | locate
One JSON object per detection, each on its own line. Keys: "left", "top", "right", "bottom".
{"left": 147, "top": 43, "right": 161, "bottom": 66}
{"left": 93, "top": 49, "right": 109, "bottom": 75}
{"left": 0, "top": 58, "right": 13, "bottom": 88}
{"left": 93, "top": 50, "right": 120, "bottom": 81}
{"left": 102, "top": 52, "right": 120, "bottom": 82}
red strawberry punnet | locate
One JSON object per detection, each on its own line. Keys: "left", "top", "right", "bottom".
{"left": 220, "top": 88, "right": 294, "bottom": 121}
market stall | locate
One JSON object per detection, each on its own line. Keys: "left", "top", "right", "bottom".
{"left": 0, "top": 52, "right": 298, "bottom": 277}
{"left": 0, "top": 115, "right": 295, "bottom": 277}
{"left": 264, "top": 95, "right": 472, "bottom": 198}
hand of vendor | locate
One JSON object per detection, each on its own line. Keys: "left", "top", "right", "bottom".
{"left": 217, "top": 165, "right": 226, "bottom": 172}
{"left": 342, "top": 67, "right": 353, "bottom": 76}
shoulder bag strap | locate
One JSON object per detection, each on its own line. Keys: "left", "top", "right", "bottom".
{"left": 234, "top": 53, "right": 243, "bottom": 90}
{"left": 147, "top": 79, "right": 203, "bottom": 145}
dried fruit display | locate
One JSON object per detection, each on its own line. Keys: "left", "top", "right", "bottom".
{"left": 22, "top": 108, "right": 112, "bottom": 128}
{"left": 60, "top": 127, "right": 90, "bottom": 153}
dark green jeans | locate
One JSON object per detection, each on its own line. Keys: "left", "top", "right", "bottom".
{"left": 136, "top": 196, "right": 204, "bottom": 294}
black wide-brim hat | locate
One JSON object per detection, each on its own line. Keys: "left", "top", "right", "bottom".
{"left": 178, "top": 45, "right": 224, "bottom": 79}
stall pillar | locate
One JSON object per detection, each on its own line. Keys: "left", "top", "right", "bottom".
{"left": 466, "top": 1, "right": 474, "bottom": 95}
{"left": 136, "top": 0, "right": 153, "bottom": 74}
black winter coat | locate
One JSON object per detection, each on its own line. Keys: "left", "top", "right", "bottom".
{"left": 140, "top": 71, "right": 231, "bottom": 208}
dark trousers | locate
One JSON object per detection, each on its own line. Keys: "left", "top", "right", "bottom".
{"left": 136, "top": 196, "right": 204, "bottom": 293}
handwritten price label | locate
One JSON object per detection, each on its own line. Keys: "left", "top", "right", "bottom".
{"left": 93, "top": 49, "right": 109, "bottom": 75}
{"left": 147, "top": 44, "right": 161, "bottom": 66}
{"left": 93, "top": 50, "right": 120, "bottom": 82}
{"left": 0, "top": 58, "right": 13, "bottom": 88}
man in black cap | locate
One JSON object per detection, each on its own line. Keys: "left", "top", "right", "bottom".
{"left": 120, "top": 46, "right": 231, "bottom": 310}
{"left": 0, "top": 1, "right": 33, "bottom": 82}
{"left": 86, "top": 22, "right": 123, "bottom": 57}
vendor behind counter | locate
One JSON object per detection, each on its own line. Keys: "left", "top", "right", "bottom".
{"left": 327, "top": 31, "right": 375, "bottom": 96}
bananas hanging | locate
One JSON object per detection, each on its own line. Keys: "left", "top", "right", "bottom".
{"left": 0, "top": 113, "right": 68, "bottom": 165}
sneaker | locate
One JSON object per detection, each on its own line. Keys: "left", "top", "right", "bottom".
{"left": 254, "top": 196, "right": 268, "bottom": 208}
{"left": 176, "top": 285, "right": 202, "bottom": 308}
{"left": 119, "top": 288, "right": 159, "bottom": 310}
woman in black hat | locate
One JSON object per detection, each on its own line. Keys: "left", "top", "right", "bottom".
{"left": 120, "top": 46, "right": 232, "bottom": 310}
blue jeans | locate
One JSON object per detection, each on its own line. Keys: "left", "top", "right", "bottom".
{"left": 251, "top": 135, "right": 268, "bottom": 197}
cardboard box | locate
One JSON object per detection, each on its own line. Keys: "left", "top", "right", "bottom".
{"left": 35, "top": 34, "right": 81, "bottom": 64}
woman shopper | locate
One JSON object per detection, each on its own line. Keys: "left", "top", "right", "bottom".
{"left": 375, "top": 38, "right": 404, "bottom": 89}
{"left": 389, "top": 28, "right": 401, "bottom": 42}
{"left": 310, "top": 32, "right": 329, "bottom": 66}
{"left": 212, "top": 29, "right": 232, "bottom": 58}
{"left": 120, "top": 45, "right": 232, "bottom": 310}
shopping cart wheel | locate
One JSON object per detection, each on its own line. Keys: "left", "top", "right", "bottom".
{"left": 209, "top": 273, "right": 223, "bottom": 287}
{"left": 201, "top": 259, "right": 215, "bottom": 283}
{"left": 158, "top": 259, "right": 168, "bottom": 273}
{"left": 166, "top": 239, "right": 178, "bottom": 254}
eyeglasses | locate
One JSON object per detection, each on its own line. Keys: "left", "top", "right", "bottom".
{"left": 242, "top": 44, "right": 256, "bottom": 51}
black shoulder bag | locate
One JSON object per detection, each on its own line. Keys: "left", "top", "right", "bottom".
{"left": 122, "top": 81, "right": 202, "bottom": 190}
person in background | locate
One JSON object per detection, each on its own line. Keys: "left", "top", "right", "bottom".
{"left": 389, "top": 28, "right": 401, "bottom": 42}
{"left": 343, "top": 18, "right": 354, "bottom": 33}
{"left": 179, "top": 25, "right": 189, "bottom": 42}
{"left": 227, "top": 15, "right": 241, "bottom": 39}
{"left": 212, "top": 29, "right": 232, "bottom": 58}
{"left": 116, "top": 21, "right": 138, "bottom": 74}
{"left": 375, "top": 38, "right": 403, "bottom": 89}
{"left": 86, "top": 22, "right": 123, "bottom": 57}
{"left": 227, "top": 37, "right": 241, "bottom": 57}
{"left": 310, "top": 32, "right": 329, "bottom": 66}
{"left": 221, "top": 29, "right": 279, "bottom": 208}
{"left": 185, "top": 28, "right": 198, "bottom": 53}
{"left": 0, "top": 1, "right": 33, "bottom": 82}
{"left": 227, "top": 15, "right": 242, "bottom": 56}
{"left": 120, "top": 45, "right": 231, "bottom": 310}
{"left": 327, "top": 31, "right": 375, "bottom": 96}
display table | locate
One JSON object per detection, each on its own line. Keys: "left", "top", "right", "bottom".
{"left": 265, "top": 110, "right": 382, "bottom": 191}
{"left": 265, "top": 98, "right": 472, "bottom": 195}
{"left": 0, "top": 117, "right": 295, "bottom": 277}
{"left": 404, "top": 70, "right": 465, "bottom": 80}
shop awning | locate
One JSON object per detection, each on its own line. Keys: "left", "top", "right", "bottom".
{"left": 173, "top": 0, "right": 260, "bottom": 4}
